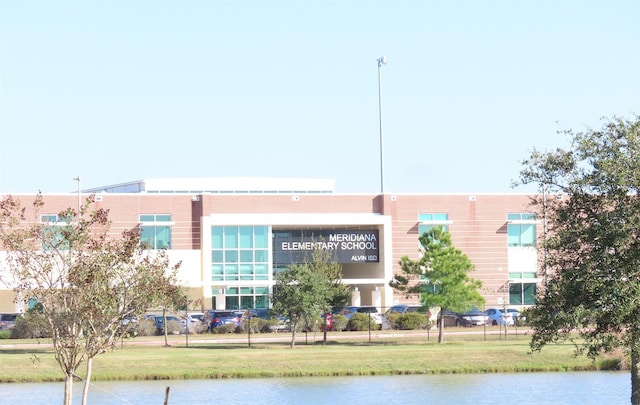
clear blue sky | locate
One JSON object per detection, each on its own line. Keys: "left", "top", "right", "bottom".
{"left": 1, "top": 0, "right": 638, "bottom": 194}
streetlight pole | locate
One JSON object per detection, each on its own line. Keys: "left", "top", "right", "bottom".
{"left": 377, "top": 56, "right": 387, "bottom": 194}
{"left": 73, "top": 176, "right": 81, "bottom": 218}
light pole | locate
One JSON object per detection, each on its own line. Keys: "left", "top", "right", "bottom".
{"left": 73, "top": 176, "right": 81, "bottom": 218}
{"left": 377, "top": 56, "right": 387, "bottom": 194}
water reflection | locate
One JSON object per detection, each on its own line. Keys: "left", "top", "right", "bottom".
{"left": 1, "top": 372, "right": 628, "bottom": 405}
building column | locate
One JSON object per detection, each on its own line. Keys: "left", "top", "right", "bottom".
{"left": 371, "top": 287, "right": 381, "bottom": 310}
{"left": 352, "top": 287, "right": 361, "bottom": 306}
{"left": 215, "top": 292, "right": 226, "bottom": 310}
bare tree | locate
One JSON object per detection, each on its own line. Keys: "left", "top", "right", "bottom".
{"left": 0, "top": 194, "right": 181, "bottom": 405}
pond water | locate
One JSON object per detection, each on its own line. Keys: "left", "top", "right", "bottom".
{"left": 1, "top": 371, "right": 629, "bottom": 405}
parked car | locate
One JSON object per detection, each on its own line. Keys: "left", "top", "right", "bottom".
{"left": 147, "top": 315, "right": 182, "bottom": 334}
{"left": 205, "top": 310, "right": 240, "bottom": 330}
{"left": 119, "top": 316, "right": 139, "bottom": 333}
{"left": 385, "top": 304, "right": 429, "bottom": 316}
{"left": 384, "top": 305, "right": 431, "bottom": 329}
{"left": 439, "top": 307, "right": 488, "bottom": 327}
{"left": 484, "top": 308, "right": 514, "bottom": 326}
{"left": 183, "top": 312, "right": 205, "bottom": 332}
{"left": 335, "top": 306, "right": 383, "bottom": 325}
{"left": 0, "top": 313, "right": 20, "bottom": 330}
{"left": 506, "top": 308, "right": 523, "bottom": 323}
{"left": 269, "top": 314, "right": 291, "bottom": 332}
{"left": 236, "top": 309, "right": 269, "bottom": 320}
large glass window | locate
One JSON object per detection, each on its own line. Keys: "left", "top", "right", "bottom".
{"left": 509, "top": 282, "right": 536, "bottom": 305}
{"left": 211, "top": 225, "right": 270, "bottom": 281}
{"left": 221, "top": 286, "right": 270, "bottom": 309}
{"left": 507, "top": 213, "right": 536, "bottom": 247}
{"left": 140, "top": 214, "right": 172, "bottom": 249}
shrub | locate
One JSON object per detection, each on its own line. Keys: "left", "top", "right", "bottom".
{"left": 211, "top": 323, "right": 238, "bottom": 334}
{"left": 0, "top": 330, "right": 10, "bottom": 339}
{"left": 396, "top": 313, "right": 429, "bottom": 330}
{"left": 10, "top": 311, "right": 49, "bottom": 339}
{"left": 164, "top": 319, "right": 184, "bottom": 335}
{"left": 301, "top": 315, "right": 323, "bottom": 332}
{"left": 348, "top": 313, "right": 381, "bottom": 331}
{"left": 239, "top": 317, "right": 268, "bottom": 334}
{"left": 265, "top": 318, "right": 288, "bottom": 333}
{"left": 385, "top": 313, "right": 401, "bottom": 330}
{"left": 516, "top": 308, "right": 532, "bottom": 327}
{"left": 331, "top": 314, "right": 348, "bottom": 331}
{"left": 190, "top": 322, "right": 209, "bottom": 334}
{"left": 136, "top": 319, "right": 158, "bottom": 336}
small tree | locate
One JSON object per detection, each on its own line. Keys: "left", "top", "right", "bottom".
{"left": 389, "top": 226, "right": 484, "bottom": 343}
{"left": 0, "top": 194, "right": 181, "bottom": 405}
{"left": 271, "top": 242, "right": 350, "bottom": 348}
{"left": 517, "top": 115, "right": 640, "bottom": 405}
{"left": 272, "top": 263, "right": 327, "bottom": 347}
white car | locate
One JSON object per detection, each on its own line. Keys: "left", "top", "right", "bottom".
{"left": 484, "top": 308, "right": 514, "bottom": 326}
{"left": 338, "top": 306, "right": 383, "bottom": 325}
{"left": 183, "top": 312, "right": 206, "bottom": 333}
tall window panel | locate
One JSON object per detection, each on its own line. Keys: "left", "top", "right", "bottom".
{"left": 211, "top": 225, "right": 269, "bottom": 282}
{"left": 140, "top": 214, "right": 172, "bottom": 249}
{"left": 507, "top": 213, "right": 536, "bottom": 247}
{"left": 222, "top": 286, "right": 270, "bottom": 310}
{"left": 509, "top": 282, "right": 536, "bottom": 305}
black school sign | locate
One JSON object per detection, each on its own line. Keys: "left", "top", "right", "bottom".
{"left": 273, "top": 230, "right": 380, "bottom": 264}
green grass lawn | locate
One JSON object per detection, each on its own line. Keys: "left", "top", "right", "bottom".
{"left": 0, "top": 328, "right": 624, "bottom": 383}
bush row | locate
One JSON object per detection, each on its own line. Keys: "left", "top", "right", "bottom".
{"left": 2, "top": 311, "right": 441, "bottom": 340}
{"left": 385, "top": 313, "right": 431, "bottom": 330}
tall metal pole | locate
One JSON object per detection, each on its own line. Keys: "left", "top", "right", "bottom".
{"left": 73, "top": 176, "right": 81, "bottom": 218}
{"left": 377, "top": 56, "right": 386, "bottom": 194}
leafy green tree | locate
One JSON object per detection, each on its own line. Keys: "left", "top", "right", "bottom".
{"left": 271, "top": 242, "right": 350, "bottom": 348}
{"left": 389, "top": 226, "right": 484, "bottom": 343}
{"left": 0, "top": 194, "right": 181, "bottom": 405}
{"left": 517, "top": 115, "right": 640, "bottom": 404}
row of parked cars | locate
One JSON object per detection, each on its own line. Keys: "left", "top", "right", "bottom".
{"left": 438, "top": 307, "right": 523, "bottom": 327}
{"left": 4, "top": 305, "right": 525, "bottom": 336}
{"left": 142, "top": 311, "right": 244, "bottom": 334}
{"left": 231, "top": 305, "right": 524, "bottom": 332}
{"left": 383, "top": 305, "right": 523, "bottom": 328}
{"left": 150, "top": 305, "right": 525, "bottom": 333}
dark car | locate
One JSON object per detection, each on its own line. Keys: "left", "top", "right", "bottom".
{"left": 439, "top": 307, "right": 488, "bottom": 327}
{"left": 385, "top": 304, "right": 429, "bottom": 316}
{"left": 238, "top": 308, "right": 270, "bottom": 320}
{"left": 205, "top": 310, "right": 240, "bottom": 330}
{"left": 384, "top": 305, "right": 431, "bottom": 329}
{"left": 0, "top": 313, "right": 20, "bottom": 331}
{"left": 148, "top": 315, "right": 182, "bottom": 334}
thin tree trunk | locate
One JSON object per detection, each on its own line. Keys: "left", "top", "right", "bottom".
{"left": 163, "top": 308, "right": 169, "bottom": 347}
{"left": 64, "top": 373, "right": 73, "bottom": 405}
{"left": 290, "top": 328, "right": 297, "bottom": 348}
{"left": 632, "top": 344, "right": 640, "bottom": 405}
{"left": 81, "top": 357, "right": 92, "bottom": 405}
{"left": 438, "top": 312, "right": 444, "bottom": 343}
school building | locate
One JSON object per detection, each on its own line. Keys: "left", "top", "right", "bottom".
{"left": 0, "top": 177, "right": 540, "bottom": 313}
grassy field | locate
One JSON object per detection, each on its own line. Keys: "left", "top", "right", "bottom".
{"left": 0, "top": 328, "right": 625, "bottom": 383}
